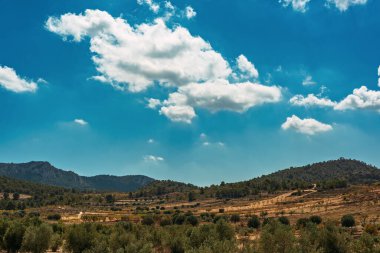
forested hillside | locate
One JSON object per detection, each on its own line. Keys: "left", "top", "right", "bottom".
{"left": 205, "top": 158, "right": 380, "bottom": 198}
{"left": 0, "top": 161, "right": 154, "bottom": 192}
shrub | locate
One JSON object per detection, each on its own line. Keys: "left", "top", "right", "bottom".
{"left": 247, "top": 215, "right": 260, "bottom": 229}
{"left": 310, "top": 215, "right": 322, "bottom": 225}
{"left": 259, "top": 220, "right": 296, "bottom": 253}
{"left": 65, "top": 223, "right": 96, "bottom": 253}
{"left": 141, "top": 215, "right": 155, "bottom": 226}
{"left": 173, "top": 214, "right": 186, "bottom": 225}
{"left": 47, "top": 214, "right": 61, "bottom": 221}
{"left": 341, "top": 215, "right": 355, "bottom": 228}
{"left": 50, "top": 233, "right": 62, "bottom": 252}
{"left": 278, "top": 216, "right": 290, "bottom": 226}
{"left": 186, "top": 215, "right": 199, "bottom": 226}
{"left": 364, "top": 224, "right": 378, "bottom": 235}
{"left": 230, "top": 214, "right": 240, "bottom": 223}
{"left": 12, "top": 193, "right": 20, "bottom": 201}
{"left": 159, "top": 218, "right": 172, "bottom": 227}
{"left": 21, "top": 224, "right": 53, "bottom": 253}
{"left": 3, "top": 222, "right": 26, "bottom": 253}
{"left": 296, "top": 218, "right": 310, "bottom": 229}
{"left": 219, "top": 208, "right": 225, "bottom": 213}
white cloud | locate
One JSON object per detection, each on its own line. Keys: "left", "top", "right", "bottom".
{"left": 147, "top": 98, "right": 162, "bottom": 109}
{"left": 170, "top": 79, "right": 281, "bottom": 112}
{"left": 236, "top": 55, "right": 259, "bottom": 79}
{"left": 0, "top": 66, "right": 38, "bottom": 93}
{"left": 280, "top": 0, "right": 311, "bottom": 12}
{"left": 74, "top": 119, "right": 88, "bottom": 126}
{"left": 147, "top": 138, "right": 155, "bottom": 143}
{"left": 290, "top": 94, "right": 337, "bottom": 107}
{"left": 334, "top": 86, "right": 380, "bottom": 111}
{"left": 302, "top": 75, "right": 317, "bottom": 86}
{"left": 202, "top": 141, "right": 225, "bottom": 147}
{"left": 144, "top": 155, "right": 164, "bottom": 162}
{"left": 281, "top": 0, "right": 367, "bottom": 12}
{"left": 46, "top": 10, "right": 231, "bottom": 93}
{"left": 281, "top": 115, "right": 333, "bottom": 135}
{"left": 159, "top": 104, "right": 196, "bottom": 123}
{"left": 157, "top": 79, "right": 281, "bottom": 122}
{"left": 47, "top": 10, "right": 282, "bottom": 124}
{"left": 37, "top": 78, "right": 48, "bottom": 84}
{"left": 200, "top": 133, "right": 207, "bottom": 139}
{"left": 185, "top": 6, "right": 197, "bottom": 19}
{"left": 164, "top": 1, "right": 174, "bottom": 10}
{"left": 137, "top": 0, "right": 160, "bottom": 13}
{"left": 326, "top": 0, "right": 367, "bottom": 11}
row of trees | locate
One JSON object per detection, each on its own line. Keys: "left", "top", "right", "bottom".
{"left": 0, "top": 212, "right": 376, "bottom": 253}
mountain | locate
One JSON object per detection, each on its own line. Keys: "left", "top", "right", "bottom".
{"left": 257, "top": 158, "right": 380, "bottom": 185}
{"left": 205, "top": 158, "right": 380, "bottom": 199}
{"left": 0, "top": 161, "right": 154, "bottom": 192}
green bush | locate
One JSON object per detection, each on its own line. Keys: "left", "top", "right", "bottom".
{"left": 341, "top": 215, "right": 355, "bottom": 228}
{"left": 186, "top": 215, "right": 199, "bottom": 226}
{"left": 141, "top": 215, "right": 155, "bottom": 226}
{"left": 47, "top": 214, "right": 61, "bottom": 221}
{"left": 21, "top": 224, "right": 52, "bottom": 253}
{"left": 230, "top": 214, "right": 240, "bottom": 223}
{"left": 310, "top": 215, "right": 322, "bottom": 225}
{"left": 247, "top": 215, "right": 261, "bottom": 229}
{"left": 278, "top": 216, "right": 290, "bottom": 226}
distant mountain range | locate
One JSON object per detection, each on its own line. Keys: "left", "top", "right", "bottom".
{"left": 0, "top": 161, "right": 154, "bottom": 192}
{"left": 0, "top": 158, "right": 378, "bottom": 194}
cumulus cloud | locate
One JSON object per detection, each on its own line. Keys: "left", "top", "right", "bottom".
{"left": 144, "top": 155, "right": 165, "bottom": 162}
{"left": 159, "top": 104, "right": 196, "bottom": 123}
{"left": 46, "top": 10, "right": 231, "bottom": 92}
{"left": 74, "top": 119, "right": 88, "bottom": 126}
{"left": 47, "top": 10, "right": 282, "bottom": 123}
{"left": 185, "top": 6, "right": 197, "bottom": 19}
{"left": 157, "top": 79, "right": 281, "bottom": 122}
{"left": 236, "top": 55, "right": 259, "bottom": 79}
{"left": 147, "top": 98, "right": 162, "bottom": 109}
{"left": 290, "top": 94, "right": 337, "bottom": 107}
{"left": 326, "top": 0, "right": 367, "bottom": 11}
{"left": 0, "top": 66, "right": 38, "bottom": 93}
{"left": 334, "top": 86, "right": 380, "bottom": 112}
{"left": 137, "top": 0, "right": 160, "bottom": 13}
{"left": 302, "top": 75, "right": 317, "bottom": 86}
{"left": 280, "top": 0, "right": 311, "bottom": 12}
{"left": 281, "top": 115, "right": 333, "bottom": 135}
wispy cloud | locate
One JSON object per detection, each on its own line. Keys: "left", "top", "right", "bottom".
{"left": 74, "top": 119, "right": 88, "bottom": 126}
{"left": 302, "top": 75, "right": 317, "bottom": 86}
{"left": 0, "top": 66, "right": 38, "bottom": 93}
{"left": 144, "top": 155, "right": 165, "bottom": 162}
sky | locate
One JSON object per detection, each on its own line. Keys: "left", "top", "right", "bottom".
{"left": 0, "top": 0, "right": 379, "bottom": 186}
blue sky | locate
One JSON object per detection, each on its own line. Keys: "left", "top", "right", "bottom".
{"left": 0, "top": 0, "right": 379, "bottom": 185}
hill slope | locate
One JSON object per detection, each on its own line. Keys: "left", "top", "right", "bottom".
{"left": 205, "top": 158, "right": 380, "bottom": 198}
{"left": 258, "top": 158, "right": 380, "bottom": 184}
{"left": 0, "top": 161, "right": 154, "bottom": 192}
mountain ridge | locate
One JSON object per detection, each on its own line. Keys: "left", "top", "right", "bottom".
{"left": 0, "top": 158, "right": 379, "bottom": 194}
{"left": 0, "top": 161, "right": 154, "bottom": 192}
